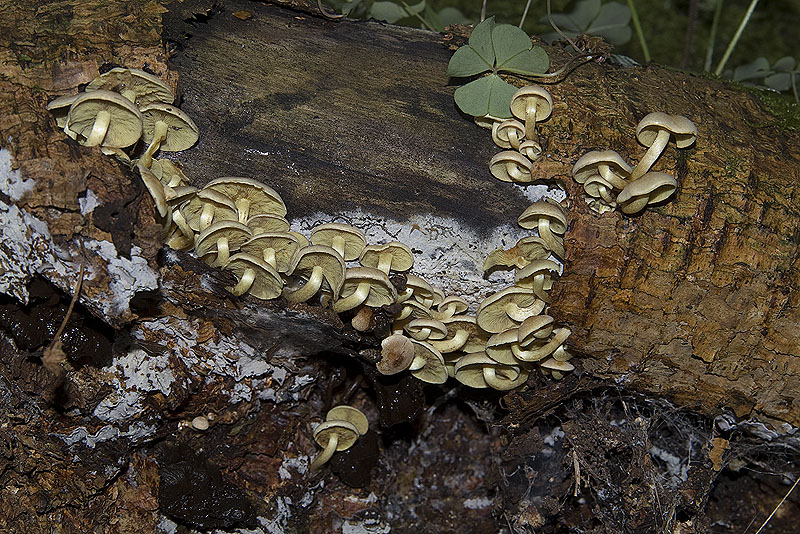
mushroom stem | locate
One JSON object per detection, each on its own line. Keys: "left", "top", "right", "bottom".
{"left": 230, "top": 267, "right": 256, "bottom": 296}
{"left": 377, "top": 253, "right": 393, "bottom": 275}
{"left": 215, "top": 236, "right": 231, "bottom": 267}
{"left": 331, "top": 236, "right": 346, "bottom": 259}
{"left": 523, "top": 100, "right": 539, "bottom": 140}
{"left": 263, "top": 248, "right": 277, "bottom": 269}
{"left": 598, "top": 164, "right": 628, "bottom": 190}
{"left": 506, "top": 300, "right": 545, "bottom": 322}
{"left": 140, "top": 120, "right": 168, "bottom": 168}
{"left": 84, "top": 110, "right": 111, "bottom": 147}
{"left": 513, "top": 328, "right": 570, "bottom": 361}
{"left": 430, "top": 329, "right": 469, "bottom": 353}
{"left": 171, "top": 210, "right": 195, "bottom": 241}
{"left": 409, "top": 327, "right": 432, "bottom": 341}
{"left": 630, "top": 129, "right": 670, "bottom": 181}
{"left": 537, "top": 219, "right": 564, "bottom": 258}
{"left": 120, "top": 89, "right": 137, "bottom": 104}
{"left": 333, "top": 281, "right": 371, "bottom": 313}
{"left": 483, "top": 366, "right": 512, "bottom": 390}
{"left": 310, "top": 432, "right": 339, "bottom": 472}
{"left": 235, "top": 198, "right": 252, "bottom": 225}
{"left": 285, "top": 266, "right": 324, "bottom": 303}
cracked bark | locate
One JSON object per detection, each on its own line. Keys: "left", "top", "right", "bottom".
{"left": 1, "top": 0, "right": 799, "bottom": 532}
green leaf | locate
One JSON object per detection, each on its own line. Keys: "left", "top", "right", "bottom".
{"left": 764, "top": 72, "right": 792, "bottom": 92}
{"left": 540, "top": 0, "right": 631, "bottom": 45}
{"left": 491, "top": 24, "right": 533, "bottom": 67}
{"left": 468, "top": 17, "right": 496, "bottom": 66}
{"left": 436, "top": 7, "right": 470, "bottom": 27}
{"left": 731, "top": 57, "right": 771, "bottom": 82}
{"left": 498, "top": 46, "right": 550, "bottom": 75}
{"left": 453, "top": 74, "right": 516, "bottom": 118}
{"left": 569, "top": 0, "right": 602, "bottom": 28}
{"left": 447, "top": 45, "right": 492, "bottom": 77}
{"left": 773, "top": 56, "right": 796, "bottom": 72}
{"left": 405, "top": 0, "right": 426, "bottom": 16}
{"left": 369, "top": 1, "right": 408, "bottom": 23}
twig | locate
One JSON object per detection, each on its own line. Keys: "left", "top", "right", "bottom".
{"left": 519, "top": 0, "right": 533, "bottom": 29}
{"left": 703, "top": 0, "right": 724, "bottom": 72}
{"left": 42, "top": 265, "right": 84, "bottom": 373}
{"left": 714, "top": 0, "right": 760, "bottom": 76}
{"left": 317, "top": 0, "right": 345, "bottom": 20}
{"left": 627, "top": 0, "right": 651, "bottom": 63}
{"left": 753, "top": 476, "right": 800, "bottom": 534}
{"left": 547, "top": 0, "right": 582, "bottom": 54}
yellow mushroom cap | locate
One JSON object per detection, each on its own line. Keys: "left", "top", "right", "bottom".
{"left": 489, "top": 151, "right": 533, "bottom": 183}
{"left": 65, "top": 90, "right": 143, "bottom": 148}
{"left": 476, "top": 286, "right": 544, "bottom": 333}
{"left": 326, "top": 405, "right": 369, "bottom": 436}
{"left": 616, "top": 171, "right": 678, "bottom": 215}
{"left": 311, "top": 223, "right": 366, "bottom": 261}
{"left": 86, "top": 67, "right": 174, "bottom": 106}
{"left": 378, "top": 334, "right": 416, "bottom": 375}
{"left": 223, "top": 252, "right": 283, "bottom": 300}
{"left": 359, "top": 242, "right": 414, "bottom": 274}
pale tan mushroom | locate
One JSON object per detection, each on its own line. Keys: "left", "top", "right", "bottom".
{"left": 377, "top": 334, "right": 416, "bottom": 375}
{"left": 240, "top": 232, "right": 302, "bottom": 273}
{"left": 194, "top": 221, "right": 253, "bottom": 267}
{"left": 492, "top": 119, "right": 526, "bottom": 149}
{"left": 310, "top": 420, "right": 360, "bottom": 472}
{"left": 509, "top": 85, "right": 553, "bottom": 140}
{"left": 518, "top": 200, "right": 567, "bottom": 259}
{"left": 408, "top": 339, "right": 448, "bottom": 384}
{"left": 359, "top": 242, "right": 414, "bottom": 274}
{"left": 204, "top": 177, "right": 287, "bottom": 224}
{"left": 310, "top": 223, "right": 366, "bottom": 261}
{"left": 224, "top": 253, "right": 283, "bottom": 300}
{"left": 572, "top": 150, "right": 631, "bottom": 190}
{"left": 630, "top": 113, "right": 697, "bottom": 181}
{"left": 429, "top": 315, "right": 477, "bottom": 354}
{"left": 489, "top": 151, "right": 533, "bottom": 183}
{"left": 333, "top": 267, "right": 396, "bottom": 313}
{"left": 284, "top": 245, "right": 346, "bottom": 303}
{"left": 138, "top": 103, "right": 199, "bottom": 168}
{"left": 514, "top": 259, "right": 561, "bottom": 302}
{"left": 181, "top": 189, "right": 239, "bottom": 232}
{"left": 616, "top": 171, "right": 678, "bottom": 215}
{"left": 86, "top": 67, "right": 174, "bottom": 107}
{"left": 65, "top": 90, "right": 143, "bottom": 148}
{"left": 454, "top": 352, "right": 527, "bottom": 390}
{"left": 476, "top": 286, "right": 545, "bottom": 333}
{"left": 483, "top": 236, "right": 550, "bottom": 273}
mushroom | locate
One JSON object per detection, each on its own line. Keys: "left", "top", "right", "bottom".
{"left": 629, "top": 113, "right": 697, "bottom": 181}
{"left": 284, "top": 245, "right": 346, "bottom": 303}
{"left": 514, "top": 259, "right": 561, "bottom": 302}
{"left": 519, "top": 140, "right": 543, "bottom": 162}
{"left": 540, "top": 356, "right": 575, "bottom": 379}
{"left": 616, "top": 171, "right": 678, "bottom": 215}
{"left": 65, "top": 90, "right": 143, "bottom": 147}
{"left": 194, "top": 221, "right": 253, "bottom": 267}
{"left": 474, "top": 113, "right": 503, "bottom": 130}
{"left": 310, "top": 223, "right": 366, "bottom": 261}
{"left": 489, "top": 151, "right": 533, "bottom": 183}
{"left": 454, "top": 352, "right": 527, "bottom": 390}
{"left": 405, "top": 318, "right": 448, "bottom": 342}
{"left": 429, "top": 315, "right": 477, "bottom": 354}
{"left": 47, "top": 94, "right": 79, "bottom": 137}
{"left": 332, "top": 267, "right": 396, "bottom": 313}
{"left": 433, "top": 295, "right": 468, "bottom": 320}
{"left": 407, "top": 339, "right": 448, "bottom": 384}
{"left": 204, "top": 177, "right": 287, "bottom": 224}
{"left": 310, "top": 420, "right": 360, "bottom": 472}
{"left": 153, "top": 158, "right": 189, "bottom": 188}
{"left": 572, "top": 150, "right": 631, "bottom": 190}
{"left": 509, "top": 85, "right": 553, "bottom": 141}
{"left": 377, "top": 334, "right": 416, "bottom": 375}
{"left": 359, "top": 242, "right": 414, "bottom": 275}
{"left": 513, "top": 327, "right": 571, "bottom": 362}
{"left": 518, "top": 315, "right": 555, "bottom": 346}
{"left": 240, "top": 232, "right": 302, "bottom": 273}
{"left": 138, "top": 103, "right": 199, "bottom": 168}
{"left": 483, "top": 236, "right": 550, "bottom": 273}
{"left": 399, "top": 274, "right": 436, "bottom": 307}
{"left": 583, "top": 174, "right": 618, "bottom": 213}
{"left": 492, "top": 119, "right": 526, "bottom": 150}
{"left": 517, "top": 199, "right": 567, "bottom": 259}
{"left": 223, "top": 253, "right": 283, "bottom": 299}
{"left": 137, "top": 162, "right": 169, "bottom": 224}
{"left": 86, "top": 67, "right": 174, "bottom": 107}
{"left": 485, "top": 328, "right": 522, "bottom": 366}
{"left": 325, "top": 405, "right": 369, "bottom": 436}
{"left": 392, "top": 299, "right": 432, "bottom": 331}
{"left": 476, "top": 286, "right": 545, "bottom": 333}
{"left": 181, "top": 189, "right": 239, "bottom": 232}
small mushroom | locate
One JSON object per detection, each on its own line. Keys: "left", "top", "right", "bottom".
{"left": 492, "top": 119, "right": 526, "bottom": 150}
{"left": 513, "top": 327, "right": 571, "bottom": 362}
{"left": 407, "top": 339, "right": 448, "bottom": 384}
{"left": 377, "top": 334, "right": 415, "bottom": 375}
{"left": 333, "top": 267, "right": 396, "bottom": 313}
{"left": 433, "top": 295, "right": 468, "bottom": 321}
{"left": 138, "top": 103, "right": 199, "bottom": 168}
{"left": 194, "top": 220, "right": 253, "bottom": 267}
{"left": 476, "top": 286, "right": 545, "bottom": 333}
{"left": 153, "top": 158, "right": 189, "bottom": 188}
{"left": 65, "top": 90, "right": 143, "bottom": 148}
{"left": 630, "top": 113, "right": 697, "bottom": 181}
{"left": 137, "top": 162, "right": 169, "bottom": 223}
{"left": 514, "top": 259, "right": 561, "bottom": 302}
{"left": 241, "top": 232, "right": 302, "bottom": 273}
{"left": 518, "top": 315, "right": 555, "bottom": 346}
{"left": 583, "top": 174, "right": 618, "bottom": 213}
{"left": 429, "top": 315, "right": 477, "bottom": 354}
{"left": 454, "top": 352, "right": 527, "bottom": 390}
{"left": 325, "top": 405, "right": 369, "bottom": 436}
{"left": 474, "top": 113, "right": 503, "bottom": 130}
{"left": 246, "top": 214, "right": 291, "bottom": 234}
{"left": 485, "top": 328, "right": 522, "bottom": 366}
{"left": 86, "top": 67, "right": 174, "bottom": 107}
{"left": 310, "top": 223, "right": 366, "bottom": 261}
{"left": 489, "top": 151, "right": 533, "bottom": 183}
{"left": 284, "top": 245, "right": 346, "bottom": 303}
{"left": 405, "top": 318, "right": 448, "bottom": 342}
{"left": 616, "top": 171, "right": 678, "bottom": 215}
{"left": 310, "top": 420, "right": 360, "bottom": 472}
{"left": 359, "top": 242, "right": 414, "bottom": 275}
{"left": 204, "top": 177, "right": 287, "bottom": 224}
{"left": 223, "top": 253, "right": 283, "bottom": 299}
{"left": 572, "top": 150, "right": 631, "bottom": 190}
{"left": 509, "top": 85, "right": 553, "bottom": 141}
{"left": 47, "top": 94, "right": 79, "bottom": 137}
{"left": 181, "top": 189, "right": 239, "bottom": 232}
{"left": 483, "top": 236, "right": 550, "bottom": 273}
{"left": 519, "top": 140, "right": 543, "bottom": 162}
{"left": 517, "top": 199, "right": 567, "bottom": 259}
{"left": 400, "top": 274, "right": 436, "bottom": 307}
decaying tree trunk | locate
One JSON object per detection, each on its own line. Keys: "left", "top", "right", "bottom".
{"left": 1, "top": 0, "right": 798, "bottom": 532}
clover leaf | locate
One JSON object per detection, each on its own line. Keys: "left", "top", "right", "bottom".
{"left": 447, "top": 17, "right": 550, "bottom": 118}
{"left": 541, "top": 0, "right": 632, "bottom": 46}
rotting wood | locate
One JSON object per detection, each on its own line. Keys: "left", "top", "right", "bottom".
{"left": 1, "top": 0, "right": 799, "bottom": 531}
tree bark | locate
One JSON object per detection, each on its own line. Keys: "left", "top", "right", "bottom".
{"left": 1, "top": 0, "right": 798, "bottom": 532}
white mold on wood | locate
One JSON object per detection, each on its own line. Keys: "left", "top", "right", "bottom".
{"left": 85, "top": 239, "right": 159, "bottom": 317}
{"left": 0, "top": 148, "right": 35, "bottom": 201}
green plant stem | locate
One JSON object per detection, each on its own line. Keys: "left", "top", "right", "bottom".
{"left": 480, "top": 0, "right": 487, "bottom": 22}
{"left": 792, "top": 71, "right": 799, "bottom": 103}
{"left": 519, "top": 0, "right": 533, "bottom": 28}
{"left": 547, "top": 0, "right": 581, "bottom": 53}
{"left": 703, "top": 0, "right": 724, "bottom": 72}
{"left": 713, "top": 0, "right": 760, "bottom": 76}
{"left": 517, "top": 53, "right": 596, "bottom": 81}
{"left": 400, "top": 1, "right": 436, "bottom": 32}
{"left": 627, "top": 0, "right": 651, "bottom": 63}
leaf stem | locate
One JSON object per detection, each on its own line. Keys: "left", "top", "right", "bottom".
{"left": 714, "top": 0, "right": 760, "bottom": 77}
{"left": 627, "top": 0, "right": 651, "bottom": 63}
{"left": 703, "top": 0, "right": 724, "bottom": 72}
{"left": 401, "top": 1, "right": 436, "bottom": 32}
{"left": 519, "top": 0, "right": 533, "bottom": 29}
{"left": 547, "top": 0, "right": 581, "bottom": 54}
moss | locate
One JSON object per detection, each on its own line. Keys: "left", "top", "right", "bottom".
{"left": 754, "top": 90, "right": 800, "bottom": 131}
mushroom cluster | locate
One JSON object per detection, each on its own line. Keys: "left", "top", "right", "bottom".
{"left": 48, "top": 69, "right": 577, "bottom": 392}
{"left": 572, "top": 112, "right": 697, "bottom": 214}
{"left": 475, "top": 85, "right": 554, "bottom": 184}
{"left": 47, "top": 68, "right": 199, "bottom": 166}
